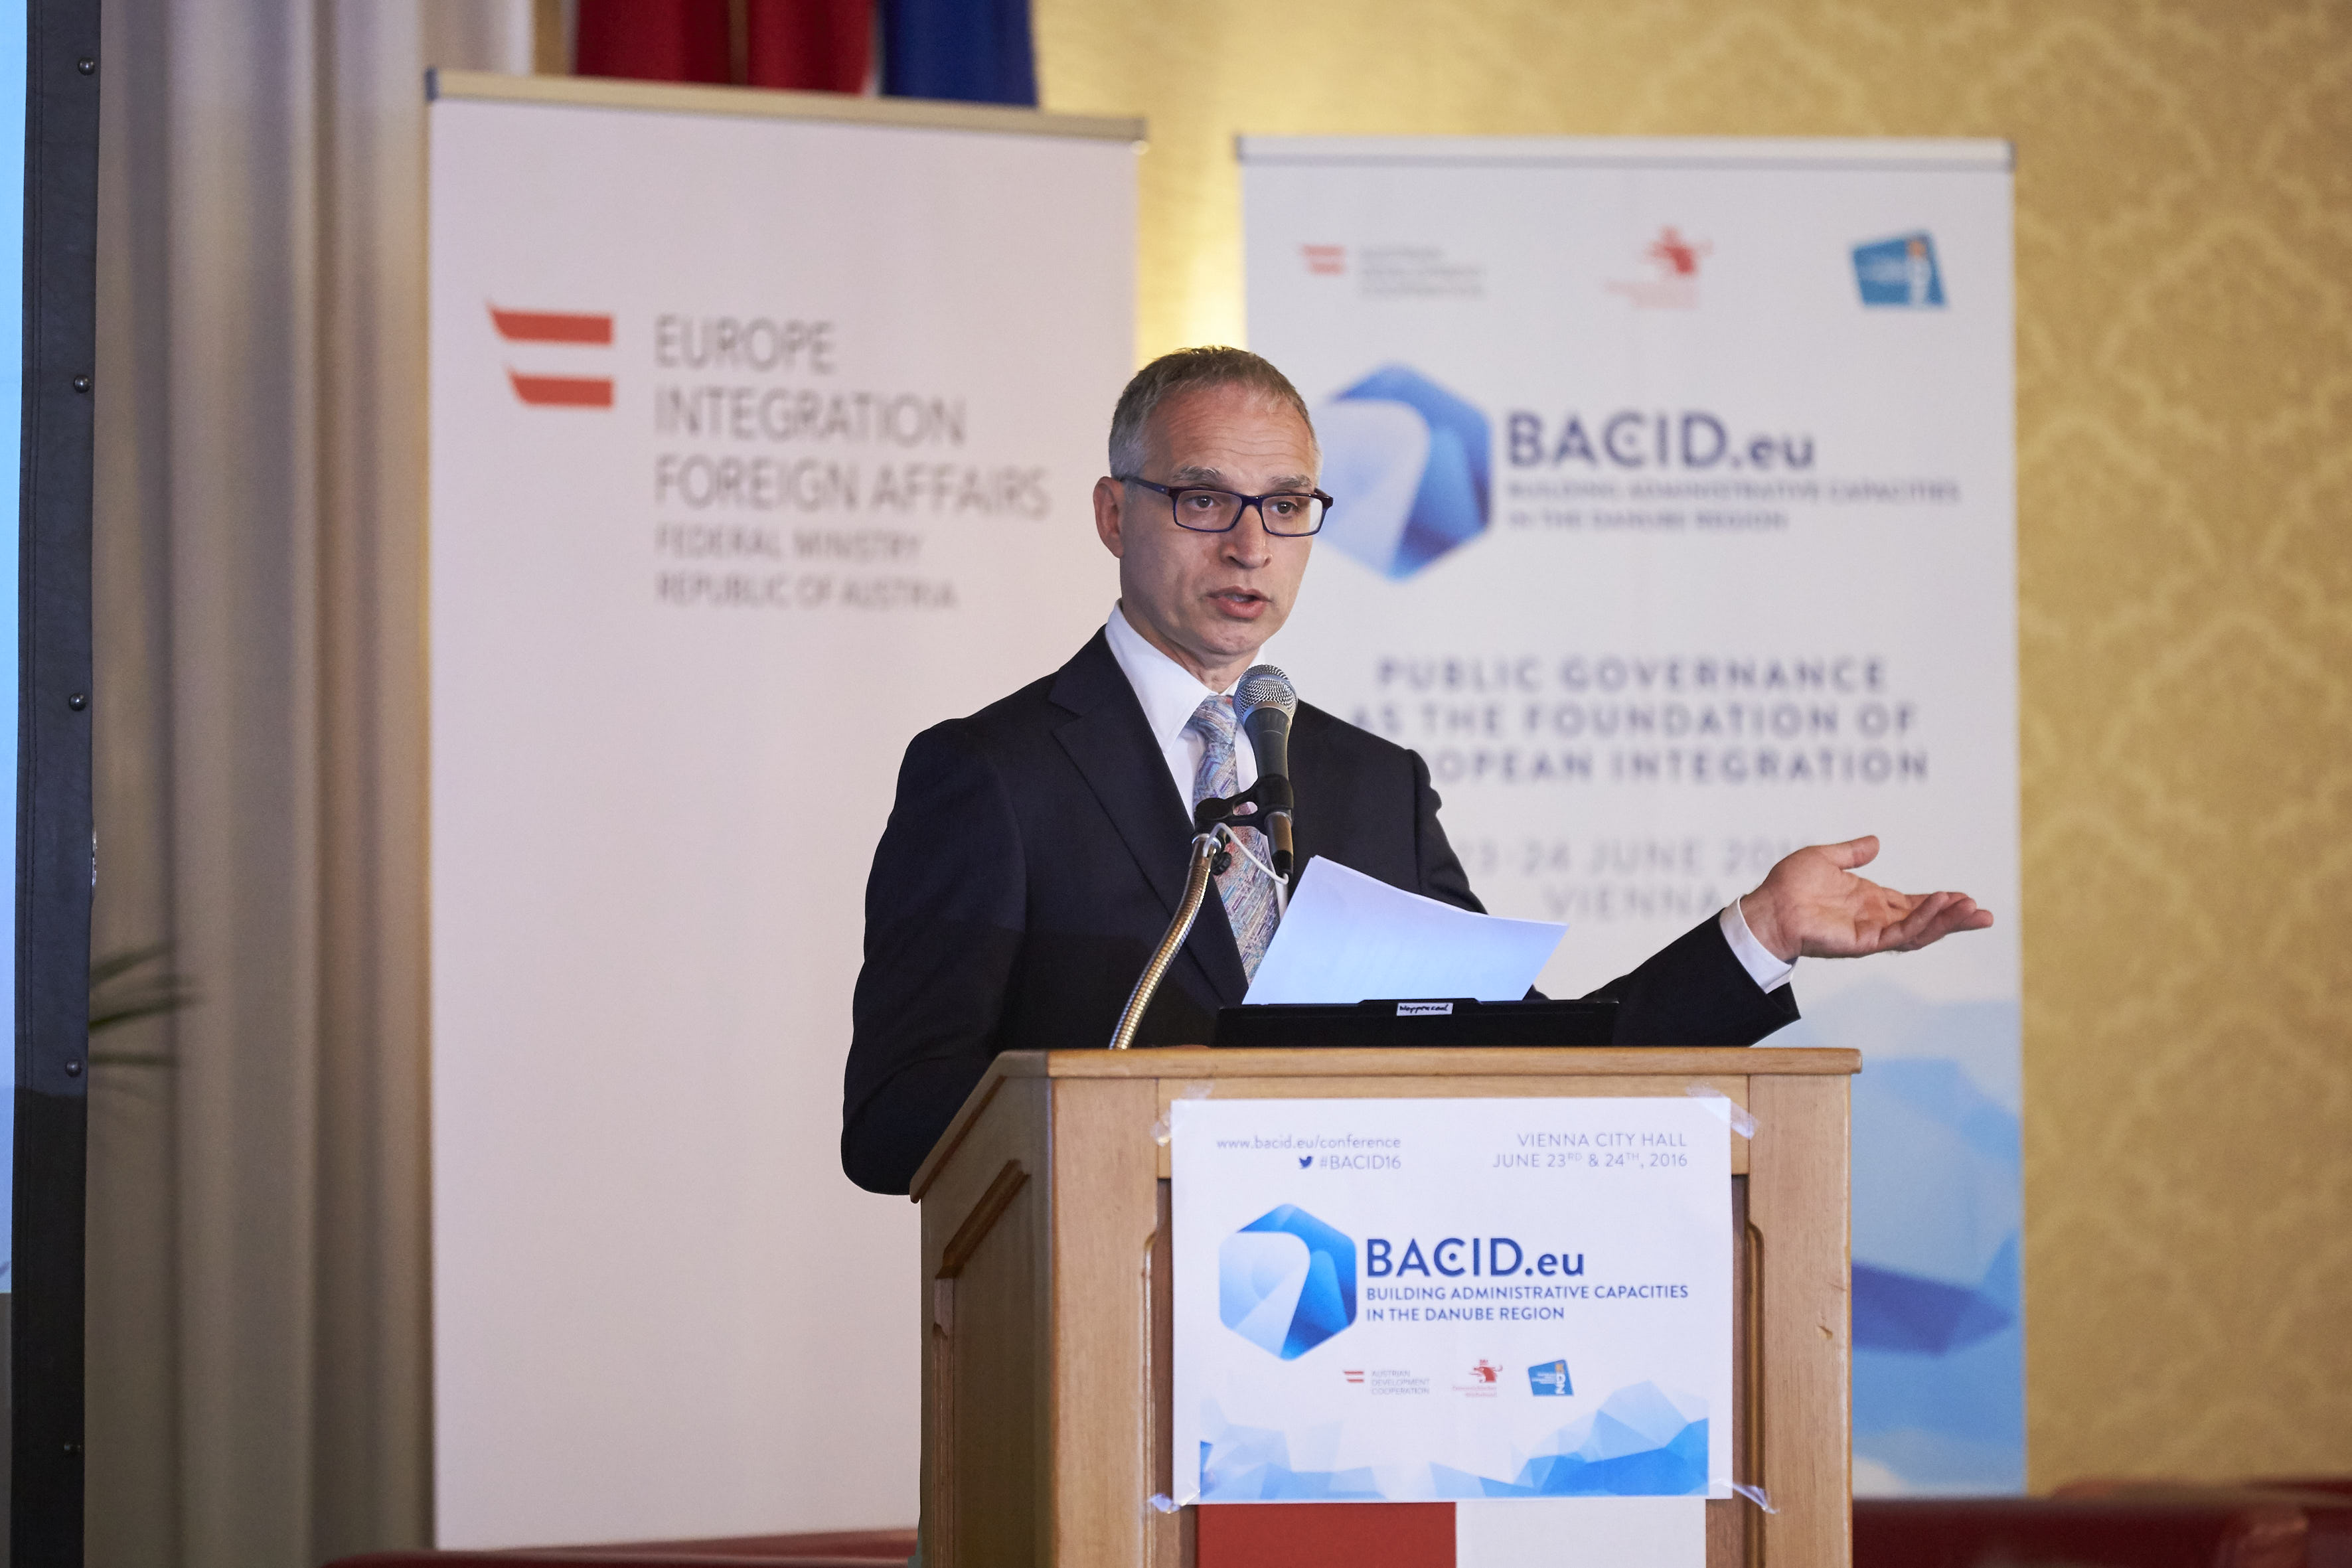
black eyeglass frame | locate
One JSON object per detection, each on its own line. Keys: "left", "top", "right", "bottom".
{"left": 1115, "top": 474, "right": 1334, "bottom": 536}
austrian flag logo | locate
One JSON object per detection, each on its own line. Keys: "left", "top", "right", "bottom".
{"left": 491, "top": 304, "right": 615, "bottom": 408}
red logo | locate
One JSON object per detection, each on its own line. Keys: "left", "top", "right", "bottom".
{"left": 1645, "top": 226, "right": 1709, "bottom": 277}
{"left": 1469, "top": 1359, "right": 1500, "bottom": 1384}
{"left": 1302, "top": 244, "right": 1346, "bottom": 277}
{"left": 1343, "top": 1369, "right": 1366, "bottom": 1383}
{"left": 491, "top": 305, "right": 615, "bottom": 408}
{"left": 1606, "top": 228, "right": 1711, "bottom": 309}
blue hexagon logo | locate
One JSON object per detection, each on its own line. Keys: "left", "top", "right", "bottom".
{"left": 1219, "top": 1204, "right": 1358, "bottom": 1360}
{"left": 1314, "top": 364, "right": 1491, "bottom": 580}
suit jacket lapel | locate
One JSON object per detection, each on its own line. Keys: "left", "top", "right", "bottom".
{"left": 1287, "top": 704, "right": 1333, "bottom": 885}
{"left": 1050, "top": 630, "right": 1251, "bottom": 1008}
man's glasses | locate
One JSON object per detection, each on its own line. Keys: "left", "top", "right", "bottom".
{"left": 1117, "top": 475, "right": 1333, "bottom": 537}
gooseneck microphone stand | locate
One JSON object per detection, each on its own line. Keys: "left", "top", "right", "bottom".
{"left": 1107, "top": 826, "right": 1231, "bottom": 1052}
{"left": 1105, "top": 783, "right": 1288, "bottom": 1050}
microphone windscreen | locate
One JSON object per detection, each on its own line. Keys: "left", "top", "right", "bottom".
{"left": 1234, "top": 665, "right": 1297, "bottom": 724}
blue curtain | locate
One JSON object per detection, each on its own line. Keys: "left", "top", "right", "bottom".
{"left": 882, "top": 0, "right": 1037, "bottom": 106}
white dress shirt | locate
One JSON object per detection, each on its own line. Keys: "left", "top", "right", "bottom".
{"left": 1099, "top": 604, "right": 1793, "bottom": 994}
{"left": 1720, "top": 898, "right": 1794, "bottom": 992}
{"left": 1104, "top": 602, "right": 1259, "bottom": 808}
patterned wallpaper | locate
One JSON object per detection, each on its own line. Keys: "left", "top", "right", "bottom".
{"left": 1035, "top": 0, "right": 2352, "bottom": 1487}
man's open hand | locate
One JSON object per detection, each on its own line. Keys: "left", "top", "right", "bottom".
{"left": 1739, "top": 836, "right": 1993, "bottom": 964}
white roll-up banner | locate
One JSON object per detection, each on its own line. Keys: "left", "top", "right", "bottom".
{"left": 1244, "top": 137, "right": 2021, "bottom": 1496}
{"left": 427, "top": 78, "right": 1131, "bottom": 1547}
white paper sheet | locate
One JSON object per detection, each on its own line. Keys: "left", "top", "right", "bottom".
{"left": 1242, "top": 856, "right": 1567, "bottom": 1005}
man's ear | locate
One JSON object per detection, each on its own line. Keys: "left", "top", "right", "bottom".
{"left": 1091, "top": 475, "right": 1127, "bottom": 558}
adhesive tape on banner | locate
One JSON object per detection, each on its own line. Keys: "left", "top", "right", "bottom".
{"left": 1152, "top": 1082, "right": 1215, "bottom": 1146}
{"left": 1686, "top": 1084, "right": 1757, "bottom": 1139}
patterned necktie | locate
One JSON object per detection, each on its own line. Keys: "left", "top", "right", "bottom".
{"left": 1186, "top": 695, "right": 1282, "bottom": 979}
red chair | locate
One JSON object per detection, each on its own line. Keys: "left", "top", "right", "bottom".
{"left": 324, "top": 1529, "right": 915, "bottom": 1568}
{"left": 1857, "top": 1479, "right": 2352, "bottom": 1568}
{"left": 2055, "top": 1482, "right": 2352, "bottom": 1568}
{"left": 1857, "top": 1496, "right": 2308, "bottom": 1568}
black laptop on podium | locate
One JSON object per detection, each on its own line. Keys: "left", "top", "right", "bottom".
{"left": 1212, "top": 996, "right": 1618, "bottom": 1050}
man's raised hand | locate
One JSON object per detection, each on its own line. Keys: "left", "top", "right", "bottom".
{"left": 1737, "top": 835, "right": 1993, "bottom": 965}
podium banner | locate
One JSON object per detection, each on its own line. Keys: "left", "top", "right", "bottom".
{"left": 1172, "top": 1096, "right": 1733, "bottom": 1506}
{"left": 427, "top": 79, "right": 1131, "bottom": 1547}
{"left": 1243, "top": 137, "right": 2021, "bottom": 1494}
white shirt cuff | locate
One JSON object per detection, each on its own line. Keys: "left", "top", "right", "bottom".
{"left": 1720, "top": 900, "right": 1796, "bottom": 992}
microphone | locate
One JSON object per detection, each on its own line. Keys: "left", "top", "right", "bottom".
{"left": 1233, "top": 665, "right": 1298, "bottom": 878}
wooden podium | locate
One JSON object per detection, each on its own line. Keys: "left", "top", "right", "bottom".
{"left": 909, "top": 1046, "right": 1857, "bottom": 1567}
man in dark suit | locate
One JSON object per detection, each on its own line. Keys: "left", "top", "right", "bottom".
{"left": 842, "top": 349, "right": 1991, "bottom": 1194}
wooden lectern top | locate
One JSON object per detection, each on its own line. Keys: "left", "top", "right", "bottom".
{"left": 911, "top": 1045, "right": 1859, "bottom": 1201}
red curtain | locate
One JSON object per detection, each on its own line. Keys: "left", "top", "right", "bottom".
{"left": 748, "top": 0, "right": 872, "bottom": 92}
{"left": 576, "top": 0, "right": 732, "bottom": 84}
{"left": 574, "top": 0, "right": 872, "bottom": 94}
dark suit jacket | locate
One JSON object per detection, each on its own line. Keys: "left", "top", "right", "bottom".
{"left": 842, "top": 630, "right": 1797, "bottom": 1194}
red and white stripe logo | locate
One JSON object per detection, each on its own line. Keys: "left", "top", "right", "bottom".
{"left": 490, "top": 305, "right": 615, "bottom": 408}
{"left": 1302, "top": 243, "right": 1346, "bottom": 277}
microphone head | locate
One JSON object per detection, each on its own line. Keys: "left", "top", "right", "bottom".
{"left": 1234, "top": 665, "right": 1297, "bottom": 725}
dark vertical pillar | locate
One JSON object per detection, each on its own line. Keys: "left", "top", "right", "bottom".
{"left": 12, "top": 0, "right": 99, "bottom": 1563}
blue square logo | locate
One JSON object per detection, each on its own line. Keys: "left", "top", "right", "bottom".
{"left": 1528, "top": 1358, "right": 1573, "bottom": 1397}
{"left": 1853, "top": 232, "right": 1945, "bottom": 307}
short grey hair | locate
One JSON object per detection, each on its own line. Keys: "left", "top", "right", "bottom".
{"left": 1107, "top": 346, "right": 1317, "bottom": 477}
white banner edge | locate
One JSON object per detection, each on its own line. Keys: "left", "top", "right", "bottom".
{"left": 1236, "top": 134, "right": 2012, "bottom": 170}
{"left": 427, "top": 66, "right": 1146, "bottom": 144}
